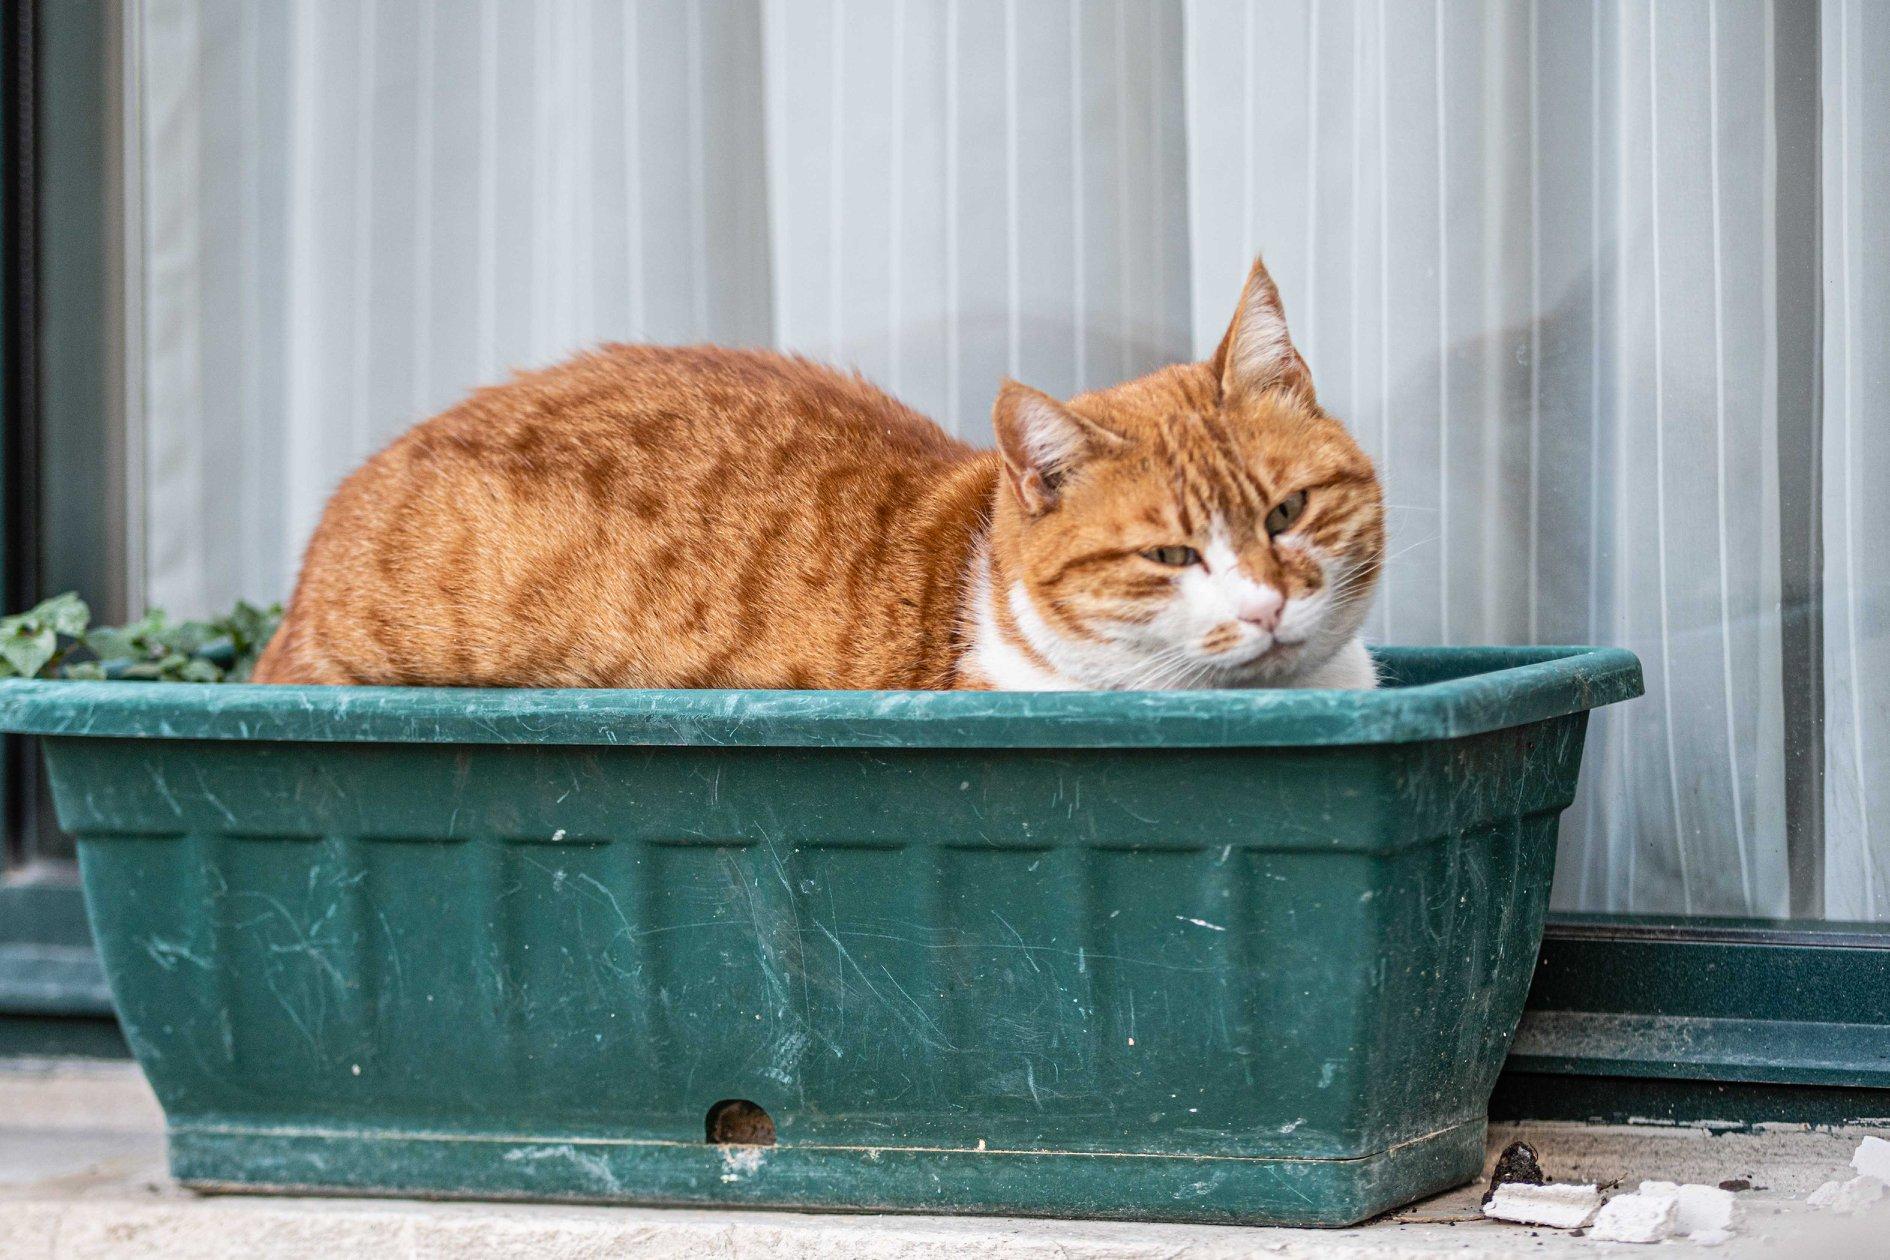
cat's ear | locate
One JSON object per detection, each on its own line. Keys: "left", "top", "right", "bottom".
{"left": 993, "top": 381, "right": 1125, "bottom": 515}
{"left": 1212, "top": 255, "right": 1314, "bottom": 403}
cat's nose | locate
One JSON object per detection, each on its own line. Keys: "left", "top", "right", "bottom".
{"left": 1235, "top": 587, "right": 1284, "bottom": 632}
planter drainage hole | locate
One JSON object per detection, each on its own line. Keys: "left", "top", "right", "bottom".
{"left": 706, "top": 1099, "right": 776, "bottom": 1146}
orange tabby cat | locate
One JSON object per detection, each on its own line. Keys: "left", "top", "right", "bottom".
{"left": 253, "top": 258, "right": 1384, "bottom": 691}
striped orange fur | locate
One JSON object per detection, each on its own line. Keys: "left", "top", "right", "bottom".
{"left": 254, "top": 258, "right": 1383, "bottom": 691}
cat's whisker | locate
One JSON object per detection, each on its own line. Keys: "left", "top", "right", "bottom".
{"left": 1321, "top": 533, "right": 1439, "bottom": 605}
{"left": 1117, "top": 643, "right": 1207, "bottom": 691}
{"left": 1120, "top": 650, "right": 1195, "bottom": 691}
{"left": 1360, "top": 534, "right": 1441, "bottom": 570}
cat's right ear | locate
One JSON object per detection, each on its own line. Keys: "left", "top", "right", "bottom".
{"left": 993, "top": 381, "right": 1124, "bottom": 516}
{"left": 1212, "top": 254, "right": 1315, "bottom": 403}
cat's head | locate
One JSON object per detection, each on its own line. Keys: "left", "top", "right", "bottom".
{"left": 985, "top": 256, "right": 1384, "bottom": 689}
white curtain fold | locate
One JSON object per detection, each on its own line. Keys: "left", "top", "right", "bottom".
{"left": 132, "top": 0, "right": 1884, "bottom": 920}
{"left": 1821, "top": 0, "right": 1890, "bottom": 921}
{"left": 760, "top": 0, "right": 1191, "bottom": 438}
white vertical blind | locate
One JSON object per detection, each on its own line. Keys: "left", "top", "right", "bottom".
{"left": 130, "top": 0, "right": 1886, "bottom": 919}
{"left": 761, "top": 0, "right": 1191, "bottom": 439}
{"left": 1821, "top": 0, "right": 1890, "bottom": 921}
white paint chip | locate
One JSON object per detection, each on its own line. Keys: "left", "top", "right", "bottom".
{"left": 1808, "top": 1174, "right": 1888, "bottom": 1214}
{"left": 1637, "top": 1180, "right": 1741, "bottom": 1236}
{"left": 1589, "top": 1190, "right": 1678, "bottom": 1243}
{"left": 1851, "top": 1134, "right": 1890, "bottom": 1183}
{"left": 1481, "top": 1182, "right": 1601, "bottom": 1229}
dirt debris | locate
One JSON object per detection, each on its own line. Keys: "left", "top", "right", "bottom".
{"left": 1482, "top": 1140, "right": 1547, "bottom": 1206}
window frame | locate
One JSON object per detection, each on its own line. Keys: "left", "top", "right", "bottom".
{"left": 1497, "top": 915, "right": 1890, "bottom": 1125}
{"left": 0, "top": 0, "right": 124, "bottom": 1059}
{"left": 1, "top": 0, "right": 1888, "bottom": 1116}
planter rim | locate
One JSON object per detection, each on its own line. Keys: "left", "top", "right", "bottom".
{"left": 0, "top": 644, "right": 1640, "bottom": 749}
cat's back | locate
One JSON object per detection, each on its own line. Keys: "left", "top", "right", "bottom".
{"left": 254, "top": 346, "right": 995, "bottom": 688}
{"left": 400, "top": 343, "right": 967, "bottom": 477}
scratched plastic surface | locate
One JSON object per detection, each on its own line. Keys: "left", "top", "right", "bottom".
{"left": 0, "top": 645, "right": 1641, "bottom": 1225}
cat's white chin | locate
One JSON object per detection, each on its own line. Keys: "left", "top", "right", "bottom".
{"left": 1268, "top": 636, "right": 1379, "bottom": 689}
{"left": 1200, "top": 634, "right": 1378, "bottom": 690}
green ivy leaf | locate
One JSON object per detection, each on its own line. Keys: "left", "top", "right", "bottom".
{"left": 1, "top": 593, "right": 280, "bottom": 684}
{"left": 224, "top": 601, "right": 273, "bottom": 649}
{"left": 0, "top": 625, "right": 58, "bottom": 678}
{"left": 35, "top": 593, "right": 91, "bottom": 638}
{"left": 149, "top": 618, "right": 211, "bottom": 656}
{"left": 127, "top": 609, "right": 169, "bottom": 638}
{"left": 82, "top": 626, "right": 140, "bottom": 661}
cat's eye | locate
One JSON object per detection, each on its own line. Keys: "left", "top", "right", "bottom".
{"left": 1143, "top": 545, "right": 1201, "bottom": 567}
{"left": 1266, "top": 490, "right": 1309, "bottom": 536}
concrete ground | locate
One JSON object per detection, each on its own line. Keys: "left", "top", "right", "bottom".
{"left": 3, "top": 1060, "right": 1886, "bottom": 1259}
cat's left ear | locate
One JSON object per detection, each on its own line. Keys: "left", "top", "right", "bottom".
{"left": 1212, "top": 254, "right": 1315, "bottom": 403}
{"left": 993, "top": 381, "right": 1126, "bottom": 516}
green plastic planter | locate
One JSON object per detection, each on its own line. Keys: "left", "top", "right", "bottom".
{"left": 0, "top": 645, "right": 1639, "bottom": 1225}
